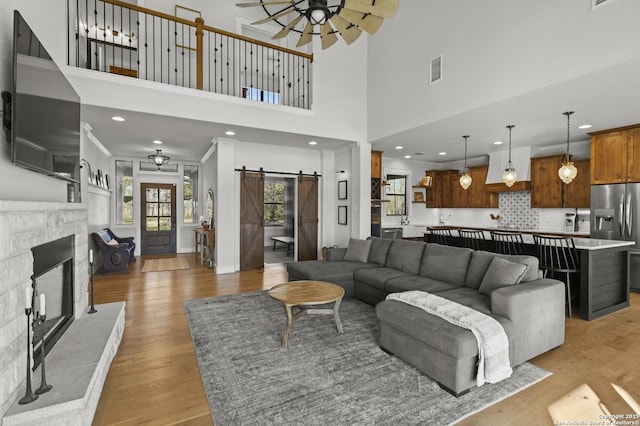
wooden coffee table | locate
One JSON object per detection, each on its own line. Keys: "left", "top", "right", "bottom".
{"left": 268, "top": 281, "right": 345, "bottom": 347}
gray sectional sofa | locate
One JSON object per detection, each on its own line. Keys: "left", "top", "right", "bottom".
{"left": 287, "top": 237, "right": 566, "bottom": 396}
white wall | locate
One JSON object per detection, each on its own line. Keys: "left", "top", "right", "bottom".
{"left": 367, "top": 0, "right": 640, "bottom": 142}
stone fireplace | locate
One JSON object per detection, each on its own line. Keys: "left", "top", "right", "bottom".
{"left": 0, "top": 201, "right": 89, "bottom": 419}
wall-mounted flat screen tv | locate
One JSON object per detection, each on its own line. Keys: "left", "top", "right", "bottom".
{"left": 11, "top": 11, "right": 81, "bottom": 184}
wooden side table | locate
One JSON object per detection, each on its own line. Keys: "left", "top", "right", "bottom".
{"left": 268, "top": 281, "right": 345, "bottom": 347}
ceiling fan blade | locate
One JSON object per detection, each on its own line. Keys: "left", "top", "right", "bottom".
{"left": 338, "top": 8, "right": 384, "bottom": 34}
{"left": 252, "top": 7, "right": 295, "bottom": 25}
{"left": 330, "top": 14, "right": 362, "bottom": 45}
{"left": 296, "top": 21, "right": 313, "bottom": 47}
{"left": 272, "top": 14, "right": 303, "bottom": 39}
{"left": 319, "top": 22, "right": 338, "bottom": 50}
{"left": 343, "top": 0, "right": 399, "bottom": 18}
{"left": 236, "top": 1, "right": 292, "bottom": 7}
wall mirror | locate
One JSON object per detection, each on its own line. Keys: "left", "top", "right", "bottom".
{"left": 206, "top": 189, "right": 214, "bottom": 226}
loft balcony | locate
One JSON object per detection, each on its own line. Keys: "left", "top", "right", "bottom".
{"left": 67, "top": 0, "right": 313, "bottom": 109}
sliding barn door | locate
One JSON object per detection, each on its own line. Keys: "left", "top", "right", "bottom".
{"left": 297, "top": 175, "right": 319, "bottom": 261}
{"left": 240, "top": 171, "right": 264, "bottom": 270}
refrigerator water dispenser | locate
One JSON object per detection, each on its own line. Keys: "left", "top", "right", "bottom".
{"left": 594, "top": 209, "right": 614, "bottom": 232}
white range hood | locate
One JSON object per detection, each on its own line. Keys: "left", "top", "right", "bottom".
{"left": 486, "top": 146, "right": 532, "bottom": 184}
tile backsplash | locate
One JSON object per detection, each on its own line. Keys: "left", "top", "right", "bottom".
{"left": 498, "top": 191, "right": 539, "bottom": 229}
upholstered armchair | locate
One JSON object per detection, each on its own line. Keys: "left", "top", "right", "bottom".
{"left": 91, "top": 229, "right": 136, "bottom": 273}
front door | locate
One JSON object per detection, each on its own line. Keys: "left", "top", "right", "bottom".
{"left": 140, "top": 183, "right": 177, "bottom": 255}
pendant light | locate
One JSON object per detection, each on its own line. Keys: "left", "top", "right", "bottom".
{"left": 459, "top": 135, "right": 472, "bottom": 190}
{"left": 558, "top": 111, "right": 578, "bottom": 184}
{"left": 502, "top": 125, "right": 517, "bottom": 187}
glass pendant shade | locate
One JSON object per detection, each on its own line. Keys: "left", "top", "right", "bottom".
{"left": 502, "top": 168, "right": 517, "bottom": 187}
{"left": 459, "top": 173, "right": 472, "bottom": 189}
{"left": 558, "top": 111, "right": 577, "bottom": 184}
{"left": 558, "top": 160, "right": 578, "bottom": 184}
{"left": 459, "top": 135, "right": 472, "bottom": 190}
{"left": 502, "top": 125, "right": 517, "bottom": 187}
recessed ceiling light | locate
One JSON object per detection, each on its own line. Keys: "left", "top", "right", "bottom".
{"left": 308, "top": 141, "right": 317, "bottom": 145}
{"left": 395, "top": 146, "right": 403, "bottom": 150}
{"left": 494, "top": 141, "right": 504, "bottom": 145}
{"left": 438, "top": 152, "right": 447, "bottom": 156}
{"left": 112, "top": 116, "right": 125, "bottom": 122}
{"left": 152, "top": 139, "right": 163, "bottom": 145}
{"left": 225, "top": 130, "right": 236, "bottom": 136}
{"left": 578, "top": 124, "right": 592, "bottom": 130}
{"left": 404, "top": 155, "right": 411, "bottom": 159}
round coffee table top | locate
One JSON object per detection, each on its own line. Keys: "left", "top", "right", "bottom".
{"left": 268, "top": 281, "right": 345, "bottom": 306}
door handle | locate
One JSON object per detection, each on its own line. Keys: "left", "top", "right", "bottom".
{"left": 627, "top": 194, "right": 633, "bottom": 239}
{"left": 620, "top": 195, "right": 625, "bottom": 237}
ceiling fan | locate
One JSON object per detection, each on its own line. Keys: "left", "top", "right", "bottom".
{"left": 236, "top": 0, "right": 399, "bottom": 50}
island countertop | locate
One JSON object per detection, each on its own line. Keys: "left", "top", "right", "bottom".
{"left": 414, "top": 225, "right": 634, "bottom": 250}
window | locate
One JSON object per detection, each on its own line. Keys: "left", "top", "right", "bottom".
{"left": 242, "top": 86, "right": 280, "bottom": 105}
{"left": 115, "top": 160, "right": 133, "bottom": 225}
{"left": 385, "top": 175, "right": 407, "bottom": 216}
{"left": 183, "top": 165, "right": 199, "bottom": 224}
{"left": 264, "top": 181, "right": 285, "bottom": 226}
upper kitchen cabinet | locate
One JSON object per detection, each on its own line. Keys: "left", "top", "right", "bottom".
{"left": 371, "top": 150, "right": 383, "bottom": 179}
{"left": 564, "top": 159, "right": 590, "bottom": 208}
{"left": 446, "top": 170, "right": 469, "bottom": 208}
{"left": 531, "top": 155, "right": 590, "bottom": 208}
{"left": 590, "top": 125, "right": 640, "bottom": 184}
{"left": 468, "top": 165, "right": 498, "bottom": 208}
{"left": 425, "top": 170, "right": 446, "bottom": 208}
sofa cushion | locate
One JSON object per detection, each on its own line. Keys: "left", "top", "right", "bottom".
{"left": 287, "top": 260, "right": 378, "bottom": 283}
{"left": 354, "top": 267, "right": 413, "bottom": 291}
{"left": 343, "top": 238, "right": 371, "bottom": 263}
{"left": 367, "top": 237, "right": 393, "bottom": 265}
{"left": 478, "top": 257, "right": 527, "bottom": 295}
{"left": 465, "top": 251, "right": 539, "bottom": 289}
{"left": 420, "top": 244, "right": 473, "bottom": 287}
{"left": 385, "top": 240, "right": 426, "bottom": 275}
{"left": 432, "top": 287, "right": 493, "bottom": 316}
{"left": 385, "top": 275, "right": 457, "bottom": 294}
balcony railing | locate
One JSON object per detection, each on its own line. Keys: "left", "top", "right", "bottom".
{"left": 67, "top": 0, "right": 313, "bottom": 109}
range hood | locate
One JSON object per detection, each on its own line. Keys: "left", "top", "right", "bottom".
{"left": 486, "top": 146, "right": 532, "bottom": 184}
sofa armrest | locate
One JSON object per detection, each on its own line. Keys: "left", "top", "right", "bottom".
{"left": 325, "top": 247, "right": 347, "bottom": 261}
{"left": 491, "top": 278, "right": 566, "bottom": 364}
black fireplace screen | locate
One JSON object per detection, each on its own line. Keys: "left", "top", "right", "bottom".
{"left": 31, "top": 235, "right": 75, "bottom": 367}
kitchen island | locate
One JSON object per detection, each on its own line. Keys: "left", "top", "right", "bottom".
{"left": 416, "top": 225, "right": 633, "bottom": 320}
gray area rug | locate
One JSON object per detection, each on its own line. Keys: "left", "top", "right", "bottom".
{"left": 184, "top": 291, "right": 551, "bottom": 425}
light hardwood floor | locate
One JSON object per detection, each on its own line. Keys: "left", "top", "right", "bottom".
{"left": 92, "top": 254, "right": 640, "bottom": 425}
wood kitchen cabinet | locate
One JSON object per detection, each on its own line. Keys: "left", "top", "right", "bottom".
{"left": 531, "top": 155, "right": 590, "bottom": 208}
{"left": 425, "top": 167, "right": 497, "bottom": 208}
{"left": 371, "top": 150, "right": 383, "bottom": 179}
{"left": 446, "top": 170, "right": 468, "bottom": 208}
{"left": 468, "top": 165, "right": 498, "bottom": 208}
{"left": 425, "top": 170, "right": 445, "bottom": 208}
{"left": 590, "top": 125, "right": 640, "bottom": 184}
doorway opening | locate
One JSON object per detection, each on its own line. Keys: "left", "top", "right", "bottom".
{"left": 264, "top": 177, "right": 295, "bottom": 265}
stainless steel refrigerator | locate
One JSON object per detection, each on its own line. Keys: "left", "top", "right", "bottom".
{"left": 591, "top": 183, "right": 640, "bottom": 292}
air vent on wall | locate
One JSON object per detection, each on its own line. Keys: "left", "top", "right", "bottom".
{"left": 592, "top": 0, "right": 613, "bottom": 9}
{"left": 430, "top": 55, "right": 442, "bottom": 84}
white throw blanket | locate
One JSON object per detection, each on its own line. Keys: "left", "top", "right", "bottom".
{"left": 386, "top": 291, "right": 512, "bottom": 386}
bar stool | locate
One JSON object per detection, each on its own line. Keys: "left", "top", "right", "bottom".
{"left": 458, "top": 229, "right": 488, "bottom": 251}
{"left": 490, "top": 230, "right": 526, "bottom": 255}
{"left": 533, "top": 234, "right": 580, "bottom": 318}
{"left": 427, "top": 226, "right": 454, "bottom": 246}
